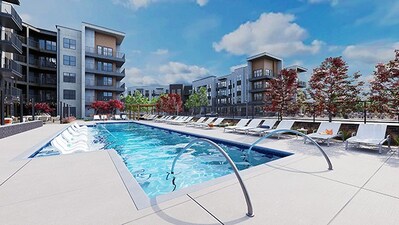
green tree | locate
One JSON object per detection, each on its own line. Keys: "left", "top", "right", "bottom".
{"left": 197, "top": 87, "right": 209, "bottom": 114}
{"left": 122, "top": 91, "right": 148, "bottom": 119}
{"left": 185, "top": 87, "right": 209, "bottom": 115}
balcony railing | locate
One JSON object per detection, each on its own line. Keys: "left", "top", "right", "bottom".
{"left": 29, "top": 75, "right": 57, "bottom": 86}
{"left": 85, "top": 65, "right": 125, "bottom": 77}
{"left": 85, "top": 46, "right": 125, "bottom": 60}
{"left": 0, "top": 2, "right": 22, "bottom": 30}
{"left": 28, "top": 38, "right": 57, "bottom": 52}
{"left": 29, "top": 58, "right": 57, "bottom": 70}
{"left": 14, "top": 54, "right": 25, "bottom": 63}
{"left": 1, "top": 57, "right": 21, "bottom": 77}
{"left": 249, "top": 74, "right": 275, "bottom": 82}
{"left": 0, "top": 30, "right": 22, "bottom": 53}
{"left": 4, "top": 86, "right": 21, "bottom": 97}
{"left": 298, "top": 80, "right": 306, "bottom": 88}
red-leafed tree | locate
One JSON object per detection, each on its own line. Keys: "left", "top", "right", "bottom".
{"left": 156, "top": 94, "right": 182, "bottom": 114}
{"left": 34, "top": 102, "right": 54, "bottom": 113}
{"left": 369, "top": 50, "right": 399, "bottom": 114}
{"left": 264, "top": 69, "right": 298, "bottom": 120}
{"left": 90, "top": 101, "right": 110, "bottom": 114}
{"left": 307, "top": 57, "right": 364, "bottom": 122}
{"left": 108, "top": 99, "right": 124, "bottom": 114}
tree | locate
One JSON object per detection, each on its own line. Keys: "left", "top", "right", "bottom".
{"left": 108, "top": 99, "right": 124, "bottom": 114}
{"left": 184, "top": 87, "right": 208, "bottom": 115}
{"left": 369, "top": 50, "right": 399, "bottom": 114}
{"left": 122, "top": 91, "right": 148, "bottom": 119}
{"left": 264, "top": 69, "right": 299, "bottom": 120}
{"left": 157, "top": 93, "right": 182, "bottom": 114}
{"left": 34, "top": 102, "right": 54, "bottom": 114}
{"left": 307, "top": 57, "right": 364, "bottom": 122}
{"left": 296, "top": 89, "right": 307, "bottom": 116}
{"left": 90, "top": 101, "right": 110, "bottom": 114}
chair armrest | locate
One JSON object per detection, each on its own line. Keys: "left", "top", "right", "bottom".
{"left": 351, "top": 132, "right": 356, "bottom": 137}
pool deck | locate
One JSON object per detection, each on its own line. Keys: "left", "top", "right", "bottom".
{"left": 0, "top": 120, "right": 398, "bottom": 224}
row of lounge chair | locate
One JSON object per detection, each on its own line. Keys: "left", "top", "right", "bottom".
{"left": 143, "top": 114, "right": 392, "bottom": 154}
{"left": 51, "top": 123, "right": 91, "bottom": 154}
{"left": 93, "top": 114, "right": 128, "bottom": 120}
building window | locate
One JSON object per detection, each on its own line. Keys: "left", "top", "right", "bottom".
{"left": 97, "top": 61, "right": 113, "bottom": 72}
{"left": 97, "top": 46, "right": 113, "bottom": 57}
{"left": 237, "top": 85, "right": 242, "bottom": 91}
{"left": 102, "top": 92, "right": 113, "bottom": 101}
{"left": 253, "top": 69, "right": 263, "bottom": 78}
{"left": 102, "top": 77, "right": 112, "bottom": 86}
{"left": 63, "top": 38, "right": 76, "bottom": 50}
{"left": 63, "top": 72, "right": 76, "bottom": 83}
{"left": 253, "top": 93, "right": 263, "bottom": 101}
{"left": 265, "top": 69, "right": 272, "bottom": 77}
{"left": 63, "top": 55, "right": 76, "bottom": 66}
{"left": 63, "top": 89, "right": 76, "bottom": 100}
{"left": 254, "top": 81, "right": 264, "bottom": 89}
{"left": 39, "top": 40, "right": 56, "bottom": 51}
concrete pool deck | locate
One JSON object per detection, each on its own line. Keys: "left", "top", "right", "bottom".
{"left": 0, "top": 120, "right": 398, "bottom": 224}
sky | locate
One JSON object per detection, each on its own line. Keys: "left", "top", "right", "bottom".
{"left": 17, "top": 0, "right": 399, "bottom": 88}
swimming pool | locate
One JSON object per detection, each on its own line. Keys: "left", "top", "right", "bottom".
{"left": 96, "top": 122, "right": 291, "bottom": 198}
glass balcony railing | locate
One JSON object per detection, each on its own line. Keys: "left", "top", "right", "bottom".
{"left": 0, "top": 30, "right": 22, "bottom": 53}
{"left": 0, "top": 2, "right": 22, "bottom": 30}
{"left": 85, "top": 46, "right": 125, "bottom": 60}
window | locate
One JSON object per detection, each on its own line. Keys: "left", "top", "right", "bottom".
{"left": 253, "top": 69, "right": 263, "bottom": 78}
{"left": 63, "top": 72, "right": 76, "bottom": 83}
{"left": 253, "top": 93, "right": 263, "bottom": 101}
{"left": 265, "top": 69, "right": 272, "bottom": 77}
{"left": 97, "top": 61, "right": 113, "bottom": 71}
{"left": 102, "top": 76, "right": 112, "bottom": 86}
{"left": 102, "top": 92, "right": 113, "bottom": 101}
{"left": 63, "top": 89, "right": 76, "bottom": 100}
{"left": 237, "top": 85, "right": 242, "bottom": 91}
{"left": 97, "top": 45, "right": 113, "bottom": 57}
{"left": 63, "top": 38, "right": 76, "bottom": 49}
{"left": 254, "top": 81, "right": 264, "bottom": 89}
{"left": 63, "top": 55, "right": 76, "bottom": 66}
{"left": 38, "top": 40, "right": 56, "bottom": 51}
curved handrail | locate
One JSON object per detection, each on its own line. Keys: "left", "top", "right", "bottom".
{"left": 170, "top": 138, "right": 255, "bottom": 217}
{"left": 246, "top": 129, "right": 333, "bottom": 170}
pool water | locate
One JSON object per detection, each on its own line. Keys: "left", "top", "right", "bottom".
{"left": 96, "top": 122, "right": 290, "bottom": 198}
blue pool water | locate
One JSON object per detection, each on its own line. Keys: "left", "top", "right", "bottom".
{"left": 96, "top": 122, "right": 290, "bottom": 198}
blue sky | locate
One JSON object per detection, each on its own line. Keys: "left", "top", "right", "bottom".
{"left": 18, "top": 0, "right": 399, "bottom": 87}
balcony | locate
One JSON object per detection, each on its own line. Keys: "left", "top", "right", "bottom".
{"left": 249, "top": 74, "right": 275, "bottom": 82}
{"left": 0, "top": 57, "right": 21, "bottom": 78}
{"left": 4, "top": 86, "right": 21, "bottom": 103}
{"left": 0, "top": 30, "right": 22, "bottom": 54}
{"left": 85, "top": 82, "right": 125, "bottom": 92}
{"left": 0, "top": 2, "right": 22, "bottom": 30}
{"left": 85, "top": 66, "right": 125, "bottom": 79}
{"left": 28, "top": 38, "right": 57, "bottom": 54}
{"left": 28, "top": 75, "right": 57, "bottom": 87}
{"left": 298, "top": 80, "right": 306, "bottom": 88}
{"left": 13, "top": 54, "right": 26, "bottom": 63}
{"left": 85, "top": 46, "right": 125, "bottom": 67}
{"left": 249, "top": 87, "right": 268, "bottom": 93}
{"left": 30, "top": 94, "right": 56, "bottom": 103}
{"left": 29, "top": 58, "right": 57, "bottom": 71}
{"left": 85, "top": 96, "right": 114, "bottom": 104}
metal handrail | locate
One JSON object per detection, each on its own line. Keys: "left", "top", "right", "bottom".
{"left": 170, "top": 138, "right": 254, "bottom": 217}
{"left": 246, "top": 129, "right": 333, "bottom": 170}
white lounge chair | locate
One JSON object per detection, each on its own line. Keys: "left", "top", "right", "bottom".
{"left": 101, "top": 115, "right": 108, "bottom": 120}
{"left": 167, "top": 116, "right": 187, "bottom": 124}
{"left": 61, "top": 130, "right": 88, "bottom": 143}
{"left": 170, "top": 116, "right": 194, "bottom": 125}
{"left": 263, "top": 120, "right": 295, "bottom": 139}
{"left": 194, "top": 117, "right": 215, "bottom": 127}
{"left": 51, "top": 136, "right": 89, "bottom": 154}
{"left": 247, "top": 119, "right": 278, "bottom": 136}
{"left": 345, "top": 123, "right": 391, "bottom": 154}
{"left": 198, "top": 118, "right": 224, "bottom": 129}
{"left": 224, "top": 119, "right": 250, "bottom": 132}
{"left": 305, "top": 122, "right": 343, "bottom": 146}
{"left": 114, "top": 115, "right": 121, "bottom": 120}
{"left": 93, "top": 115, "right": 101, "bottom": 120}
{"left": 121, "top": 114, "right": 128, "bottom": 120}
{"left": 234, "top": 119, "right": 263, "bottom": 134}
{"left": 186, "top": 117, "right": 206, "bottom": 127}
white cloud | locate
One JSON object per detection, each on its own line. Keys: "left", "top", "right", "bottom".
{"left": 196, "top": 0, "right": 209, "bottom": 7}
{"left": 342, "top": 41, "right": 399, "bottom": 64}
{"left": 112, "top": 0, "right": 155, "bottom": 10}
{"left": 152, "top": 49, "right": 169, "bottom": 55}
{"left": 307, "top": 0, "right": 338, "bottom": 6}
{"left": 213, "top": 12, "right": 323, "bottom": 57}
{"left": 125, "top": 62, "right": 210, "bottom": 86}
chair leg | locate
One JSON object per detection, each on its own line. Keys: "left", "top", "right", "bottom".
{"left": 327, "top": 139, "right": 330, "bottom": 147}
{"left": 345, "top": 141, "right": 348, "bottom": 150}
{"left": 379, "top": 144, "right": 382, "bottom": 154}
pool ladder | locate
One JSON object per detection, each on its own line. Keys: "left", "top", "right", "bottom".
{"left": 169, "top": 138, "right": 255, "bottom": 217}
{"left": 169, "top": 132, "right": 333, "bottom": 218}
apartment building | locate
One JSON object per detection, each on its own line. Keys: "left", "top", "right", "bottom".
{"left": 169, "top": 84, "right": 192, "bottom": 105}
{"left": 247, "top": 52, "right": 283, "bottom": 115}
{"left": 15, "top": 23, "right": 57, "bottom": 112}
{"left": 192, "top": 76, "right": 216, "bottom": 111}
{"left": 57, "top": 22, "right": 126, "bottom": 118}
{"left": 126, "top": 86, "right": 168, "bottom": 101}
{"left": 0, "top": 0, "right": 22, "bottom": 124}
